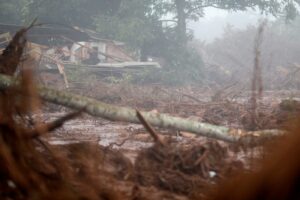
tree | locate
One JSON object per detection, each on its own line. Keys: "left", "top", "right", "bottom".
{"left": 0, "top": 0, "right": 29, "bottom": 24}
{"left": 204, "top": 16, "right": 300, "bottom": 88}
{"left": 26, "top": 0, "right": 121, "bottom": 28}
{"left": 1, "top": 0, "right": 299, "bottom": 85}
{"left": 159, "top": 0, "right": 300, "bottom": 44}
{"left": 0, "top": 0, "right": 121, "bottom": 28}
{"left": 94, "top": 0, "right": 166, "bottom": 60}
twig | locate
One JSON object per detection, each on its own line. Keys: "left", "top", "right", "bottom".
{"left": 136, "top": 110, "right": 165, "bottom": 146}
{"left": 27, "top": 110, "right": 82, "bottom": 138}
{"left": 107, "top": 136, "right": 132, "bottom": 149}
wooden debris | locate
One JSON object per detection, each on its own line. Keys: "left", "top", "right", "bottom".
{"left": 136, "top": 110, "right": 165, "bottom": 146}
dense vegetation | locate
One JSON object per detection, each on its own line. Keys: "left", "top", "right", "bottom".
{"left": 202, "top": 16, "right": 300, "bottom": 89}
{"left": 0, "top": 0, "right": 299, "bottom": 85}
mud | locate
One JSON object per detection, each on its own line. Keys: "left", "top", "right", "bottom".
{"left": 2, "top": 28, "right": 300, "bottom": 200}
{"left": 33, "top": 87, "right": 300, "bottom": 199}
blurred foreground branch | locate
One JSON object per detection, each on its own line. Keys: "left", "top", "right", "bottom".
{"left": 0, "top": 74, "right": 285, "bottom": 144}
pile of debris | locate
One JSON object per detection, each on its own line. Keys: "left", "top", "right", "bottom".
{"left": 0, "top": 23, "right": 160, "bottom": 89}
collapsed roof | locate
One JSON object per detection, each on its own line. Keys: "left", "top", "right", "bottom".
{"left": 0, "top": 23, "right": 92, "bottom": 46}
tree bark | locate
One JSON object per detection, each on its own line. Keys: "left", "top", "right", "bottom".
{"left": 0, "top": 74, "right": 284, "bottom": 144}
{"left": 174, "top": 0, "right": 187, "bottom": 43}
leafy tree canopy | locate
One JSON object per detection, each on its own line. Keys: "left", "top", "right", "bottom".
{"left": 94, "top": 0, "right": 162, "bottom": 49}
{"left": 0, "top": 0, "right": 121, "bottom": 28}
{"left": 153, "top": 0, "right": 300, "bottom": 43}
{"left": 1, "top": 0, "right": 300, "bottom": 85}
{"left": 0, "top": 0, "right": 29, "bottom": 24}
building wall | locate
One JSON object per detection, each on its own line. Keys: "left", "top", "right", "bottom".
{"left": 106, "top": 42, "right": 134, "bottom": 63}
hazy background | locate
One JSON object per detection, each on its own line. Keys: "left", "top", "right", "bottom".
{"left": 1, "top": 1, "right": 299, "bottom": 88}
{"left": 189, "top": 8, "right": 273, "bottom": 42}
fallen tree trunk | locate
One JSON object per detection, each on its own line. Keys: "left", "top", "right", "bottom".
{"left": 0, "top": 74, "right": 285, "bottom": 143}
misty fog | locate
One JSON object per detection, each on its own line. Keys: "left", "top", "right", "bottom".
{"left": 0, "top": 1, "right": 299, "bottom": 97}
{"left": 190, "top": 8, "right": 271, "bottom": 42}
{"left": 1, "top": 1, "right": 300, "bottom": 200}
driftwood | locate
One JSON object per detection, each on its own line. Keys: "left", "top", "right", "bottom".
{"left": 0, "top": 74, "right": 285, "bottom": 143}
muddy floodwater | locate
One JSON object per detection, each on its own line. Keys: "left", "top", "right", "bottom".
{"left": 44, "top": 90, "right": 300, "bottom": 149}
{"left": 45, "top": 113, "right": 193, "bottom": 161}
{"left": 41, "top": 90, "right": 300, "bottom": 163}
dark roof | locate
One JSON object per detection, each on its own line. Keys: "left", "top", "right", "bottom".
{"left": 0, "top": 23, "right": 92, "bottom": 46}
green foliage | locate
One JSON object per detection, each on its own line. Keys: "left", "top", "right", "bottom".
{"left": 103, "top": 73, "right": 133, "bottom": 84}
{"left": 165, "top": 47, "right": 205, "bottom": 85}
{"left": 1, "top": 0, "right": 299, "bottom": 86}
{"left": 0, "top": 0, "right": 121, "bottom": 27}
{"left": 0, "top": 0, "right": 299, "bottom": 27}
{"left": 133, "top": 45, "right": 205, "bottom": 85}
{"left": 0, "top": 0, "right": 29, "bottom": 24}
{"left": 25, "top": 0, "right": 121, "bottom": 28}
{"left": 94, "top": 15, "right": 155, "bottom": 49}
{"left": 94, "top": 0, "right": 161, "bottom": 49}
{"left": 204, "top": 16, "right": 300, "bottom": 89}
{"left": 156, "top": 0, "right": 300, "bottom": 43}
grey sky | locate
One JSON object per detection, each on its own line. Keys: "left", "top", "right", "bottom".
{"left": 189, "top": 8, "right": 271, "bottom": 42}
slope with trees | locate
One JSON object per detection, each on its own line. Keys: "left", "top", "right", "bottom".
{"left": 0, "top": 0, "right": 299, "bottom": 85}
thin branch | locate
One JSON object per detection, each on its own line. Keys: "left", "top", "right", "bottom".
{"left": 136, "top": 110, "right": 165, "bottom": 146}
{"left": 26, "top": 110, "right": 82, "bottom": 138}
